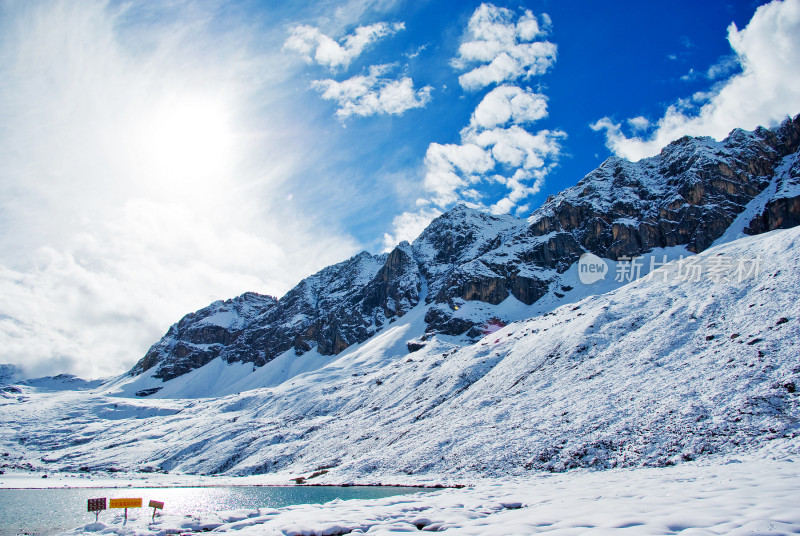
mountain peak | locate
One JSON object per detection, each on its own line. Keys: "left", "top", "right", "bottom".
{"left": 435, "top": 203, "right": 515, "bottom": 223}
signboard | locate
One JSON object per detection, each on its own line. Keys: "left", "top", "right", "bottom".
{"left": 88, "top": 498, "right": 107, "bottom": 512}
{"left": 149, "top": 499, "right": 165, "bottom": 520}
{"left": 109, "top": 498, "right": 143, "bottom": 509}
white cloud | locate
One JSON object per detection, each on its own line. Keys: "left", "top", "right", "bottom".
{"left": 312, "top": 64, "right": 433, "bottom": 118}
{"left": 405, "top": 43, "right": 428, "bottom": 59}
{"left": 419, "top": 125, "right": 564, "bottom": 214}
{"left": 485, "top": 168, "right": 545, "bottom": 215}
{"left": 0, "top": 1, "right": 360, "bottom": 378}
{"left": 627, "top": 116, "right": 650, "bottom": 132}
{"left": 465, "top": 125, "right": 564, "bottom": 171}
{"left": 592, "top": 0, "right": 800, "bottom": 161}
{"left": 393, "top": 3, "right": 563, "bottom": 229}
{"left": 423, "top": 142, "right": 495, "bottom": 206}
{"left": 471, "top": 85, "right": 548, "bottom": 129}
{"left": 284, "top": 22, "right": 404, "bottom": 70}
{"left": 706, "top": 54, "right": 739, "bottom": 80}
{"left": 0, "top": 196, "right": 360, "bottom": 379}
{"left": 452, "top": 4, "right": 556, "bottom": 91}
{"left": 381, "top": 207, "right": 442, "bottom": 251}
{"left": 680, "top": 68, "right": 697, "bottom": 82}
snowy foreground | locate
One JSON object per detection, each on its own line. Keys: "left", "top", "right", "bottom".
{"left": 3, "top": 229, "right": 799, "bottom": 534}
{"left": 61, "top": 455, "right": 800, "bottom": 536}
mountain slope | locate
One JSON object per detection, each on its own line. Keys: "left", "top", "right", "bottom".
{"left": 129, "top": 115, "right": 800, "bottom": 390}
{"left": 1, "top": 226, "right": 798, "bottom": 480}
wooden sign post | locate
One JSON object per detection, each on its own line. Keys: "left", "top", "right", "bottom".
{"left": 109, "top": 498, "right": 143, "bottom": 523}
{"left": 148, "top": 500, "right": 164, "bottom": 521}
{"left": 87, "top": 498, "right": 107, "bottom": 523}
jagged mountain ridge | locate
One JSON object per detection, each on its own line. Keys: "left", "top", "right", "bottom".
{"left": 132, "top": 115, "right": 800, "bottom": 383}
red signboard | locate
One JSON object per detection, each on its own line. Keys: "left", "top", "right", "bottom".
{"left": 149, "top": 500, "right": 164, "bottom": 510}
{"left": 87, "top": 497, "right": 108, "bottom": 522}
{"left": 88, "top": 498, "right": 107, "bottom": 512}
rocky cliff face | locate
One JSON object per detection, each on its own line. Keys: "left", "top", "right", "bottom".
{"left": 131, "top": 115, "right": 800, "bottom": 384}
{"left": 131, "top": 292, "right": 278, "bottom": 379}
{"left": 745, "top": 148, "right": 800, "bottom": 233}
{"left": 527, "top": 118, "right": 800, "bottom": 257}
{"left": 132, "top": 244, "right": 421, "bottom": 381}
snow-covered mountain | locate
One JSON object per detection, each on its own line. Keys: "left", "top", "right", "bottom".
{"left": 1, "top": 226, "right": 798, "bottom": 480}
{"left": 0, "top": 116, "right": 798, "bottom": 482}
{"left": 0, "top": 364, "right": 21, "bottom": 385}
{"left": 128, "top": 115, "right": 800, "bottom": 394}
{"left": 19, "top": 374, "right": 105, "bottom": 391}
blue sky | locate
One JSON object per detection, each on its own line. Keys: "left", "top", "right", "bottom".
{"left": 1, "top": 0, "right": 798, "bottom": 378}
{"left": 268, "top": 0, "right": 782, "bottom": 249}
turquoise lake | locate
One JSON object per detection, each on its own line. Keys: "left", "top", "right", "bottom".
{"left": 0, "top": 485, "right": 430, "bottom": 536}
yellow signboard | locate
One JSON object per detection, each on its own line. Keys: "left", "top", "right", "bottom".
{"left": 109, "top": 498, "right": 143, "bottom": 509}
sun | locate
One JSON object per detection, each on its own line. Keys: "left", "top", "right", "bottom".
{"left": 140, "top": 94, "right": 236, "bottom": 191}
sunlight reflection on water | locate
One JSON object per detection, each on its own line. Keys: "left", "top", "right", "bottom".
{"left": 0, "top": 485, "right": 429, "bottom": 536}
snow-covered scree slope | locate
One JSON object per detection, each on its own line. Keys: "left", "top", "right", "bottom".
{"left": 1, "top": 228, "right": 798, "bottom": 479}
{"left": 60, "top": 457, "right": 800, "bottom": 536}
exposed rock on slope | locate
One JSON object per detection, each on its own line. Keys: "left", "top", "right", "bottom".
{"left": 132, "top": 115, "right": 800, "bottom": 383}
{"left": 132, "top": 292, "right": 278, "bottom": 380}
{"left": 529, "top": 118, "right": 800, "bottom": 256}
{"left": 746, "top": 152, "right": 800, "bottom": 233}
{"left": 133, "top": 245, "right": 421, "bottom": 381}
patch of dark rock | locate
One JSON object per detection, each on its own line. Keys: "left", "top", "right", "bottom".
{"left": 307, "top": 469, "right": 328, "bottom": 479}
{"left": 135, "top": 387, "right": 162, "bottom": 397}
{"left": 406, "top": 340, "right": 426, "bottom": 353}
{"left": 424, "top": 307, "right": 476, "bottom": 336}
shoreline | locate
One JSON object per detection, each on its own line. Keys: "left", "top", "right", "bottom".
{"left": 0, "top": 470, "right": 467, "bottom": 490}
{"left": 3, "top": 456, "right": 797, "bottom": 536}
{"left": 3, "top": 446, "right": 796, "bottom": 490}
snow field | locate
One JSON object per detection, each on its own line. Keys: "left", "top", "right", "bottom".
{"left": 60, "top": 456, "right": 800, "bottom": 535}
